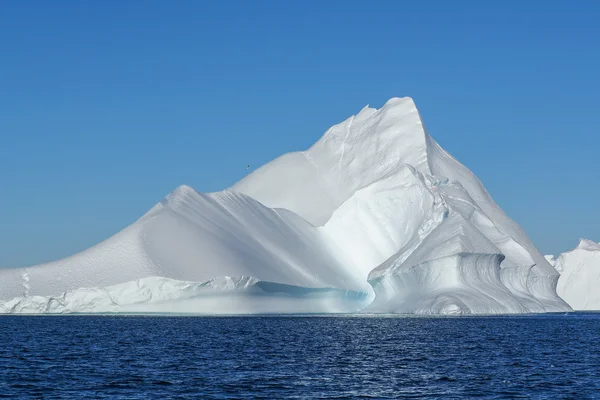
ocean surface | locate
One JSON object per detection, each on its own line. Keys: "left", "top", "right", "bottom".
{"left": 0, "top": 313, "right": 599, "bottom": 399}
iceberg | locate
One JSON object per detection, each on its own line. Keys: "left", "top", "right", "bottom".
{"left": 551, "top": 239, "right": 600, "bottom": 310}
{"left": 0, "top": 97, "right": 572, "bottom": 314}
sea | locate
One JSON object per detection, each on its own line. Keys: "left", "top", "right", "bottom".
{"left": 1, "top": 313, "right": 599, "bottom": 399}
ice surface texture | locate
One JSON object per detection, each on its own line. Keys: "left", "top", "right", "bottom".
{"left": 0, "top": 97, "right": 572, "bottom": 314}
{"left": 550, "top": 239, "right": 600, "bottom": 310}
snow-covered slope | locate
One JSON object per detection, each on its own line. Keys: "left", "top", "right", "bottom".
{"left": 552, "top": 239, "right": 600, "bottom": 310}
{"left": 0, "top": 97, "right": 571, "bottom": 314}
{"left": 0, "top": 187, "right": 371, "bottom": 314}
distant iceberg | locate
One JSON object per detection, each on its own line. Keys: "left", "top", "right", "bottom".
{"left": 550, "top": 239, "right": 600, "bottom": 310}
{"left": 0, "top": 97, "right": 571, "bottom": 314}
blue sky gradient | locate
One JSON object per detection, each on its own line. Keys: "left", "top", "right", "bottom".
{"left": 1, "top": 1, "right": 599, "bottom": 267}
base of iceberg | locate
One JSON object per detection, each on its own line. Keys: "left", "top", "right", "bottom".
{"left": 0, "top": 276, "right": 372, "bottom": 315}
{"left": 366, "top": 253, "right": 524, "bottom": 315}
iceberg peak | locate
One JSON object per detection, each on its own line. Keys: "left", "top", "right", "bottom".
{"left": 232, "top": 96, "right": 431, "bottom": 226}
{"left": 168, "top": 184, "right": 199, "bottom": 201}
{"left": 576, "top": 238, "right": 600, "bottom": 251}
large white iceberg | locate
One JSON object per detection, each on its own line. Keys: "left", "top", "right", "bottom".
{"left": 0, "top": 97, "right": 571, "bottom": 314}
{"left": 550, "top": 239, "right": 600, "bottom": 310}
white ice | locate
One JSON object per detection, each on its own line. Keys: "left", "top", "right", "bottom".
{"left": 550, "top": 239, "right": 600, "bottom": 310}
{"left": 0, "top": 97, "right": 572, "bottom": 314}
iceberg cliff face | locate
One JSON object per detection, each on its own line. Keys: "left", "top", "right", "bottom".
{"left": 552, "top": 239, "right": 600, "bottom": 310}
{"left": 0, "top": 97, "right": 571, "bottom": 314}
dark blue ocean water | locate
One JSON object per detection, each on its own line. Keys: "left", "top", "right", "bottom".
{"left": 1, "top": 313, "right": 599, "bottom": 399}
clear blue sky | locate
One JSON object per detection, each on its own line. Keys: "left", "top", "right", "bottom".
{"left": 1, "top": 1, "right": 598, "bottom": 268}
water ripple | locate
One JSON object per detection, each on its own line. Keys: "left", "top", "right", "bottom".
{"left": 0, "top": 314, "right": 599, "bottom": 398}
